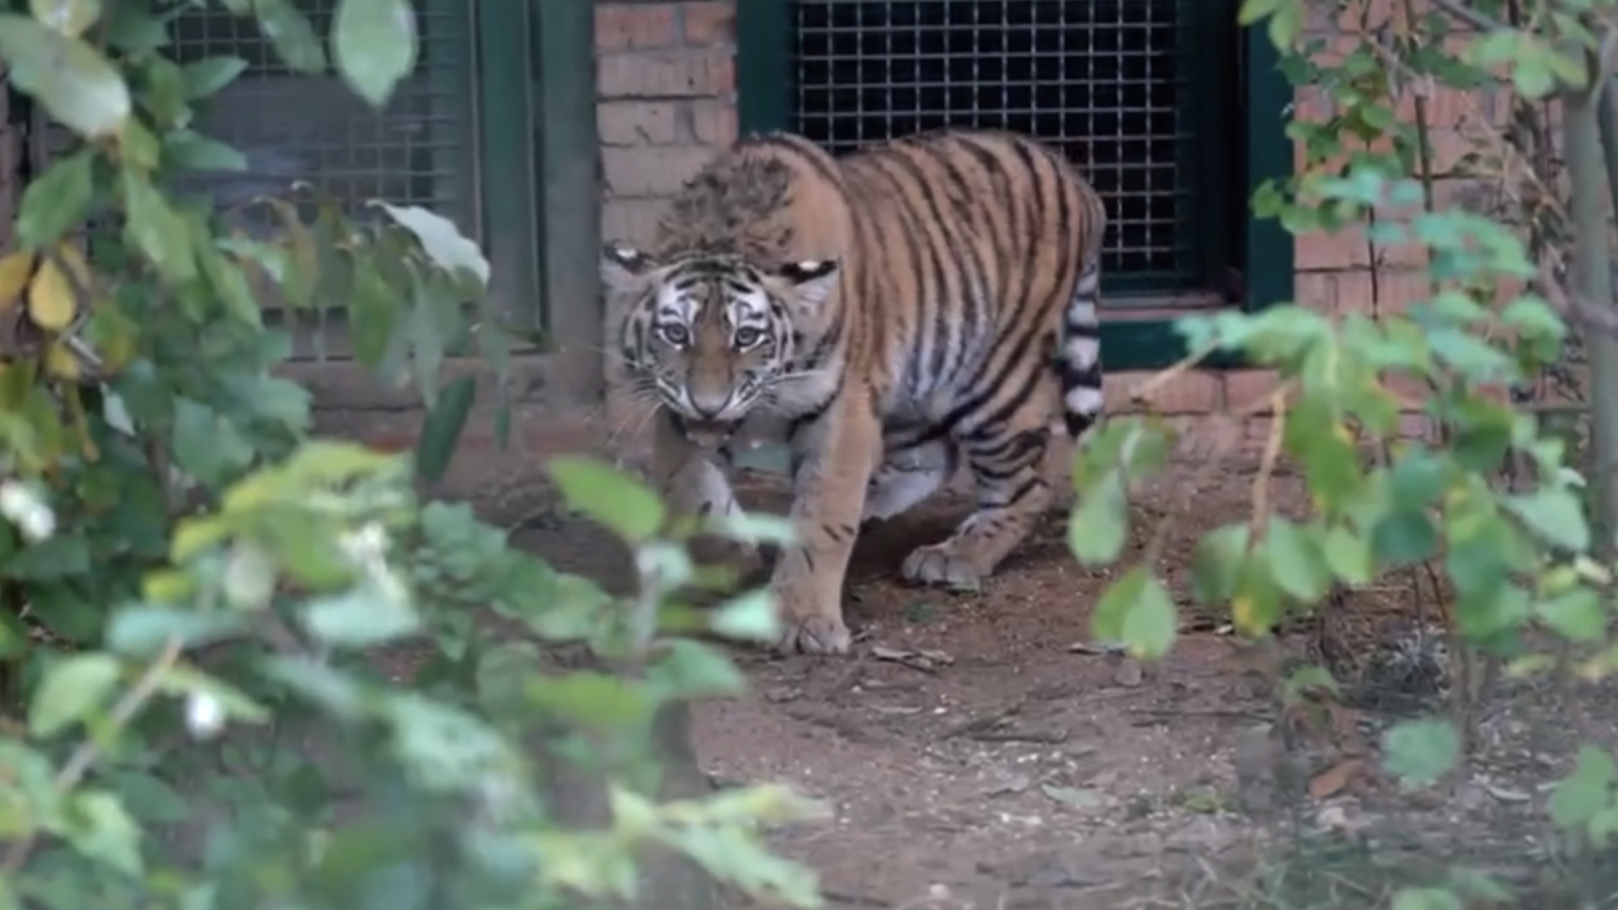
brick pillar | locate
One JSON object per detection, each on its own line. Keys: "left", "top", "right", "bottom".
{"left": 594, "top": 2, "right": 737, "bottom": 434}
{"left": 595, "top": 1, "right": 737, "bottom": 248}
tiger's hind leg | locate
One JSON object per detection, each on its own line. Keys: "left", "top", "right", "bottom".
{"left": 862, "top": 439, "right": 960, "bottom": 524}
{"left": 899, "top": 408, "right": 1054, "bottom": 593}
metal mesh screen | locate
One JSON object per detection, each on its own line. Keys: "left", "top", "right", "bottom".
{"left": 793, "top": 0, "right": 1201, "bottom": 290}
{"left": 165, "top": 0, "right": 480, "bottom": 241}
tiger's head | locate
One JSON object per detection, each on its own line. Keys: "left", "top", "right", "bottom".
{"left": 603, "top": 242, "right": 840, "bottom": 445}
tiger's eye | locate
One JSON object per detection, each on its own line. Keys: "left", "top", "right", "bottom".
{"left": 733, "top": 327, "right": 763, "bottom": 348}
{"left": 659, "top": 324, "right": 689, "bottom": 347}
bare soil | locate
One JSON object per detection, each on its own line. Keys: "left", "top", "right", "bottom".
{"left": 341, "top": 408, "right": 1618, "bottom": 910}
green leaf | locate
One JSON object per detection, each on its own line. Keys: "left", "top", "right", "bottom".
{"left": 1391, "top": 888, "right": 1465, "bottom": 910}
{"left": 414, "top": 373, "right": 476, "bottom": 485}
{"left": 1068, "top": 472, "right": 1128, "bottom": 567}
{"left": 1237, "top": 0, "right": 1284, "bottom": 26}
{"left": 1322, "top": 525, "right": 1372, "bottom": 585}
{"left": 1091, "top": 566, "right": 1178, "bottom": 659}
{"left": 102, "top": 770, "right": 189, "bottom": 824}
{"left": 372, "top": 201, "right": 490, "bottom": 287}
{"left": 1505, "top": 487, "right": 1590, "bottom": 553}
{"left": 1265, "top": 518, "right": 1331, "bottom": 602}
{"left": 346, "top": 255, "right": 396, "bottom": 366}
{"left": 1371, "top": 509, "right": 1439, "bottom": 568}
{"left": 408, "top": 282, "right": 447, "bottom": 407}
{"left": 300, "top": 581, "right": 421, "bottom": 648}
{"left": 31, "top": 0, "right": 103, "bottom": 38}
{"left": 1550, "top": 745, "right": 1618, "bottom": 829}
{"left": 179, "top": 54, "right": 248, "bottom": 99}
{"left": 105, "top": 605, "right": 246, "bottom": 656}
{"left": 153, "top": 664, "right": 269, "bottom": 723}
{"left": 1381, "top": 718, "right": 1460, "bottom": 790}
{"left": 547, "top": 455, "right": 667, "bottom": 544}
{"left": 0, "top": 13, "right": 130, "bottom": 139}
{"left": 1190, "top": 523, "right": 1249, "bottom": 604}
{"left": 164, "top": 130, "right": 249, "bottom": 173}
{"left": 1537, "top": 589, "right": 1607, "bottom": 643}
{"left": 103, "top": 3, "right": 169, "bottom": 52}
{"left": 709, "top": 589, "right": 781, "bottom": 643}
{"left": 522, "top": 669, "right": 656, "bottom": 730}
{"left": 29, "top": 652, "right": 122, "bottom": 737}
{"left": 250, "top": 0, "right": 327, "bottom": 73}
{"left": 648, "top": 638, "right": 747, "bottom": 699}
{"left": 6, "top": 533, "right": 90, "bottom": 580}
{"left": 17, "top": 147, "right": 94, "bottom": 248}
{"left": 1265, "top": 0, "right": 1301, "bottom": 50}
{"left": 332, "top": 0, "right": 419, "bottom": 107}
{"left": 121, "top": 171, "right": 197, "bottom": 283}
{"left": 62, "top": 790, "right": 143, "bottom": 876}
{"left": 710, "top": 512, "right": 797, "bottom": 547}
{"left": 171, "top": 397, "right": 256, "bottom": 488}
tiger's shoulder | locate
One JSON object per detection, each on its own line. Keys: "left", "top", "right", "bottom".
{"left": 650, "top": 131, "right": 854, "bottom": 265}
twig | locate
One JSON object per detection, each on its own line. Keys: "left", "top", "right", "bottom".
{"left": 1249, "top": 388, "right": 1289, "bottom": 535}
{"left": 1128, "top": 342, "right": 1218, "bottom": 404}
{"left": 0, "top": 636, "right": 184, "bottom": 876}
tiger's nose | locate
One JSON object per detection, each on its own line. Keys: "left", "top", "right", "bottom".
{"left": 689, "top": 391, "right": 730, "bottom": 419}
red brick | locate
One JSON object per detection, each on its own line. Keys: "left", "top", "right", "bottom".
{"left": 1222, "top": 370, "right": 1282, "bottom": 414}
{"left": 688, "top": 99, "right": 737, "bottom": 146}
{"left": 596, "top": 4, "right": 678, "bottom": 51}
{"left": 682, "top": 2, "right": 733, "bottom": 45}
{"left": 1295, "top": 226, "right": 1425, "bottom": 272}
{"left": 600, "top": 198, "right": 669, "bottom": 246}
{"left": 1332, "top": 269, "right": 1430, "bottom": 317}
{"left": 602, "top": 145, "right": 715, "bottom": 198}
{"left": 597, "top": 49, "right": 733, "bottom": 99}
{"left": 1425, "top": 127, "right": 1483, "bottom": 176}
{"left": 1103, "top": 369, "right": 1221, "bottom": 415}
{"left": 597, "top": 100, "right": 681, "bottom": 146}
{"left": 1293, "top": 271, "right": 1336, "bottom": 311}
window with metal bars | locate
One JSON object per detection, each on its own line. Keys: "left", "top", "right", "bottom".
{"left": 163, "top": 0, "right": 480, "bottom": 242}
{"left": 790, "top": 0, "right": 1243, "bottom": 303}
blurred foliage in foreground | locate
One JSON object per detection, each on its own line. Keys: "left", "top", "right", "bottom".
{"left": 0, "top": 1, "right": 822, "bottom": 908}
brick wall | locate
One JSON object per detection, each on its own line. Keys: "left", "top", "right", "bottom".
{"left": 595, "top": 1, "right": 737, "bottom": 249}
{"left": 1107, "top": 0, "right": 1499, "bottom": 417}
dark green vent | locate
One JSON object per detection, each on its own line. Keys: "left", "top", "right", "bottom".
{"left": 791, "top": 0, "right": 1239, "bottom": 298}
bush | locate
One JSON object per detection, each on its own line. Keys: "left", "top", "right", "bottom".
{"left": 1071, "top": 0, "right": 1618, "bottom": 902}
{"left": 0, "top": 2, "right": 821, "bottom": 908}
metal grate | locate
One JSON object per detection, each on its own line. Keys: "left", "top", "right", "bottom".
{"left": 793, "top": 0, "right": 1208, "bottom": 290}
{"left": 166, "top": 0, "right": 480, "bottom": 242}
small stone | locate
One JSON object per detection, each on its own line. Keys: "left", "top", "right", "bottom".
{"left": 1113, "top": 657, "right": 1144, "bottom": 687}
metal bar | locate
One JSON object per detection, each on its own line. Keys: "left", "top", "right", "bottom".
{"left": 475, "top": 0, "right": 540, "bottom": 330}
{"left": 533, "top": 0, "right": 602, "bottom": 407}
{"left": 1242, "top": 14, "right": 1295, "bottom": 312}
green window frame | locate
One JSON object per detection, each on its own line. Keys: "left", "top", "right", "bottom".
{"left": 735, "top": 0, "right": 1292, "bottom": 371}
{"left": 18, "top": 1, "right": 601, "bottom": 395}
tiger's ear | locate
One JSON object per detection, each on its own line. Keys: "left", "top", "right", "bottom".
{"left": 773, "top": 258, "right": 840, "bottom": 310}
{"left": 601, "top": 242, "right": 659, "bottom": 296}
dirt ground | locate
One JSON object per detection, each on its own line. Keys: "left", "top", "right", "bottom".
{"left": 343, "top": 407, "right": 1618, "bottom": 910}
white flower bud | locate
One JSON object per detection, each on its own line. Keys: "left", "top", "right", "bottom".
{"left": 0, "top": 481, "right": 55, "bottom": 542}
{"left": 186, "top": 691, "right": 225, "bottom": 739}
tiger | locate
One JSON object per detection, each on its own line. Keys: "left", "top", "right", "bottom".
{"left": 602, "top": 128, "right": 1106, "bottom": 655}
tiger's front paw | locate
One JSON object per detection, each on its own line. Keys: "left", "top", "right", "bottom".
{"left": 775, "top": 613, "right": 853, "bottom": 655}
{"left": 771, "top": 583, "right": 853, "bottom": 655}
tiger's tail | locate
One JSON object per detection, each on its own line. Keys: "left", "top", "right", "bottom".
{"left": 1057, "top": 249, "right": 1104, "bottom": 439}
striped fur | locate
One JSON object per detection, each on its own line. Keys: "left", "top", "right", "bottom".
{"left": 603, "top": 129, "right": 1107, "bottom": 655}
